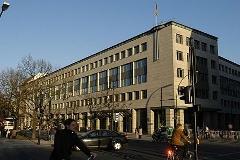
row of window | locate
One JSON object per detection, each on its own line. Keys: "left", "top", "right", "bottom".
{"left": 221, "top": 99, "right": 240, "bottom": 109}
{"left": 47, "top": 42, "right": 148, "bottom": 84}
{"left": 219, "top": 64, "right": 240, "bottom": 77}
{"left": 51, "top": 89, "right": 148, "bottom": 110}
{"left": 176, "top": 34, "right": 216, "bottom": 54}
{"left": 177, "top": 68, "right": 218, "bottom": 86}
{"left": 50, "top": 59, "right": 147, "bottom": 100}
{"left": 176, "top": 50, "right": 218, "bottom": 72}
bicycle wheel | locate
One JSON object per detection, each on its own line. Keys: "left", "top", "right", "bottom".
{"left": 186, "top": 151, "right": 194, "bottom": 160}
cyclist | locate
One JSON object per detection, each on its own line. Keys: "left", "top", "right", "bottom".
{"left": 171, "top": 123, "right": 191, "bottom": 158}
{"left": 49, "top": 118, "right": 96, "bottom": 160}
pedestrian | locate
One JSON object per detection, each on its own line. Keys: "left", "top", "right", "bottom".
{"left": 49, "top": 127, "right": 56, "bottom": 142}
{"left": 196, "top": 126, "right": 200, "bottom": 139}
{"left": 135, "top": 126, "right": 139, "bottom": 139}
{"left": 204, "top": 125, "right": 209, "bottom": 139}
{"left": 138, "top": 126, "right": 142, "bottom": 139}
{"left": 7, "top": 129, "right": 11, "bottom": 139}
{"left": 49, "top": 118, "right": 96, "bottom": 160}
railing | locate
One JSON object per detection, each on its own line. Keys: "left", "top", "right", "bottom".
{"left": 188, "top": 129, "right": 240, "bottom": 141}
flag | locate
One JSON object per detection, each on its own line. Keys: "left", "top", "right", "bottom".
{"left": 155, "top": 4, "right": 158, "bottom": 16}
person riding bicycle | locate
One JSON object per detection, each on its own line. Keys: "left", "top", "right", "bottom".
{"left": 49, "top": 118, "right": 96, "bottom": 160}
{"left": 171, "top": 123, "right": 191, "bottom": 158}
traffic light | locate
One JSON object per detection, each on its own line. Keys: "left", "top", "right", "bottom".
{"left": 179, "top": 86, "right": 193, "bottom": 104}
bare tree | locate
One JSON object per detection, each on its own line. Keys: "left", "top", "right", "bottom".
{"left": 0, "top": 67, "right": 26, "bottom": 129}
{"left": 18, "top": 54, "right": 54, "bottom": 139}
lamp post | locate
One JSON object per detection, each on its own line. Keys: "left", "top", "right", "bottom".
{"left": 111, "top": 84, "right": 115, "bottom": 131}
{"left": 0, "top": 2, "right": 10, "bottom": 18}
{"left": 189, "top": 38, "right": 199, "bottom": 160}
{"left": 160, "top": 84, "right": 173, "bottom": 126}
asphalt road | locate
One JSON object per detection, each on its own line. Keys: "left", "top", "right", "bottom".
{"left": 1, "top": 137, "right": 240, "bottom": 160}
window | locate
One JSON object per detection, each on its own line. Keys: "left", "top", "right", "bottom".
{"left": 115, "top": 94, "right": 119, "bottom": 102}
{"left": 213, "top": 91, "right": 218, "bottom": 100}
{"left": 176, "top": 34, "right": 183, "bottom": 44}
{"left": 194, "top": 40, "right": 200, "bottom": 49}
{"left": 121, "top": 51, "right": 126, "bottom": 59}
{"left": 86, "top": 64, "right": 89, "bottom": 71}
{"left": 198, "top": 73, "right": 208, "bottom": 83}
{"left": 104, "top": 57, "right": 108, "bottom": 65}
{"left": 109, "top": 67, "right": 119, "bottom": 88}
{"left": 212, "top": 75, "right": 217, "bottom": 84}
{"left": 82, "top": 66, "right": 85, "bottom": 72}
{"left": 211, "top": 60, "right": 216, "bottom": 69}
{"left": 201, "top": 42, "right": 207, "bottom": 52}
{"left": 210, "top": 45, "right": 215, "bottom": 54}
{"left": 177, "top": 51, "right": 183, "bottom": 61}
{"left": 142, "top": 90, "right": 147, "bottom": 99}
{"left": 196, "top": 89, "right": 209, "bottom": 99}
{"left": 177, "top": 68, "right": 184, "bottom": 78}
{"left": 141, "top": 42, "right": 147, "bottom": 52}
{"left": 90, "top": 63, "right": 93, "bottom": 70}
{"left": 121, "top": 93, "right": 126, "bottom": 101}
{"left": 115, "top": 53, "right": 119, "bottom": 61}
{"left": 127, "top": 48, "right": 133, "bottom": 57}
{"left": 121, "top": 63, "right": 133, "bottom": 87}
{"left": 134, "top": 45, "right": 140, "bottom": 54}
{"left": 94, "top": 61, "right": 98, "bottom": 68}
{"left": 186, "top": 37, "right": 190, "bottom": 46}
{"left": 109, "top": 55, "right": 114, "bottom": 63}
{"left": 134, "top": 91, "right": 140, "bottom": 100}
{"left": 135, "top": 58, "right": 147, "bottom": 84}
{"left": 99, "top": 70, "right": 108, "bottom": 91}
{"left": 68, "top": 81, "right": 73, "bottom": 96}
{"left": 90, "top": 73, "right": 98, "bottom": 93}
{"left": 82, "top": 76, "right": 89, "bottom": 94}
{"left": 77, "top": 68, "right": 81, "bottom": 74}
{"left": 56, "top": 85, "right": 60, "bottom": 100}
{"left": 128, "top": 92, "right": 132, "bottom": 101}
{"left": 99, "top": 59, "right": 102, "bottom": 67}
{"left": 74, "top": 78, "right": 80, "bottom": 96}
{"left": 196, "top": 56, "right": 207, "bottom": 66}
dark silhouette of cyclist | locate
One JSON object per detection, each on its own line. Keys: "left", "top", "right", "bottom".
{"left": 171, "top": 123, "right": 191, "bottom": 158}
{"left": 49, "top": 118, "right": 96, "bottom": 160}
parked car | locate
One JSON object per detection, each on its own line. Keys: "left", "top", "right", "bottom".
{"left": 76, "top": 129, "right": 128, "bottom": 150}
{"left": 152, "top": 126, "right": 174, "bottom": 142}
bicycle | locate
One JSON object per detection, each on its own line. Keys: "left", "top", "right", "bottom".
{"left": 166, "top": 144, "right": 194, "bottom": 160}
{"left": 87, "top": 154, "right": 95, "bottom": 160}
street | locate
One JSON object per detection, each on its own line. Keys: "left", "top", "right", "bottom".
{"left": 1, "top": 136, "right": 240, "bottom": 160}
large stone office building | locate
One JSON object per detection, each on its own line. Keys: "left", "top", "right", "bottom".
{"left": 27, "top": 21, "right": 240, "bottom": 134}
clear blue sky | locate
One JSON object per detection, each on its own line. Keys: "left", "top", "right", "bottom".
{"left": 0, "top": 0, "right": 239, "bottom": 71}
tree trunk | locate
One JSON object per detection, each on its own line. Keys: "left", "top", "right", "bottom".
{"left": 31, "top": 111, "right": 37, "bottom": 139}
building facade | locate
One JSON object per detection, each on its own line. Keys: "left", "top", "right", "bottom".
{"left": 24, "top": 21, "right": 240, "bottom": 134}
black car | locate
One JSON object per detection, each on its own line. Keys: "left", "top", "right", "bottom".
{"left": 152, "top": 126, "right": 174, "bottom": 142}
{"left": 77, "top": 129, "right": 128, "bottom": 150}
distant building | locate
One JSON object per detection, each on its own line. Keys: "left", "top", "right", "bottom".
{"left": 27, "top": 21, "right": 239, "bottom": 134}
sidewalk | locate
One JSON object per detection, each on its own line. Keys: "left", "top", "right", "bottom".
{"left": 126, "top": 133, "right": 152, "bottom": 141}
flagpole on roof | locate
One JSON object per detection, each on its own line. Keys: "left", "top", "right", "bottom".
{"left": 155, "top": 3, "right": 158, "bottom": 26}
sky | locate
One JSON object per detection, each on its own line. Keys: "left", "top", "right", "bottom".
{"left": 0, "top": 0, "right": 240, "bottom": 71}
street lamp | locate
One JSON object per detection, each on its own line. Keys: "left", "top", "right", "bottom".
{"left": 0, "top": 2, "right": 10, "bottom": 18}
{"left": 160, "top": 84, "right": 173, "bottom": 126}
